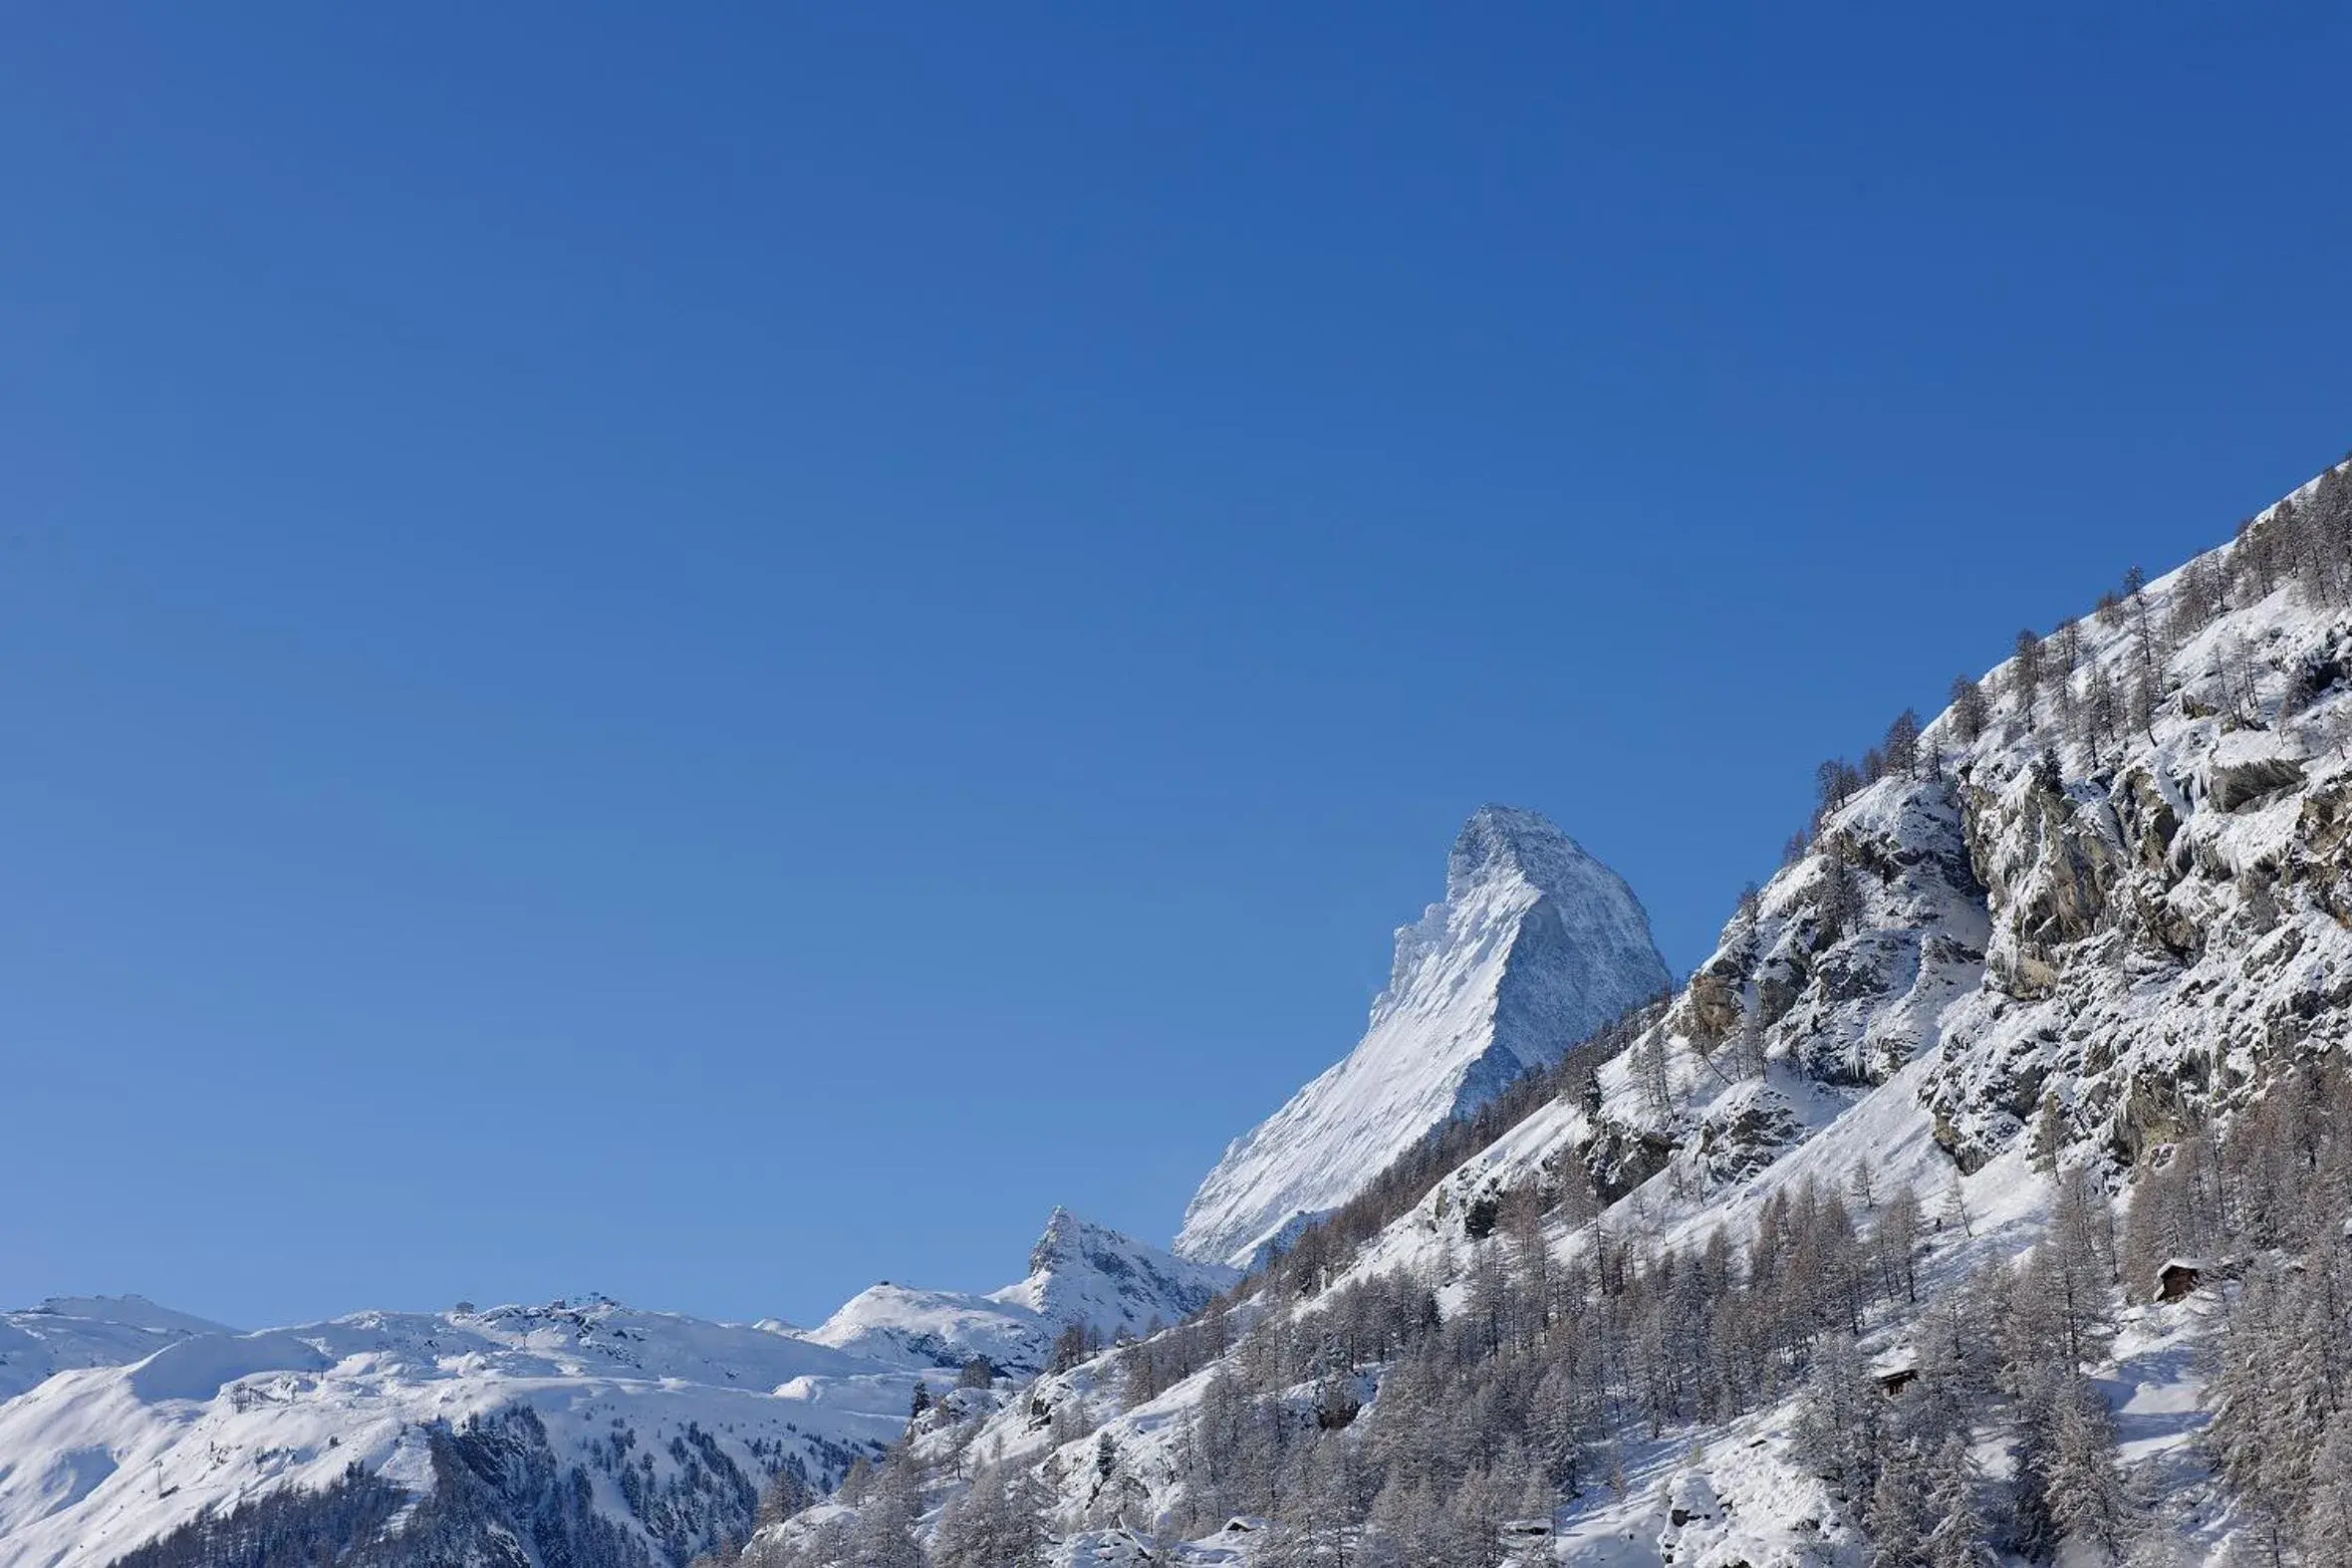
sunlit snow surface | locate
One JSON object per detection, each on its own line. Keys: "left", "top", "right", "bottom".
{"left": 0, "top": 1297, "right": 234, "bottom": 1406}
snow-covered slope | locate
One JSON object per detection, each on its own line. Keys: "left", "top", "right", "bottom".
{"left": 806, "top": 1209, "right": 1232, "bottom": 1374}
{"left": 0, "top": 1298, "right": 235, "bottom": 1405}
{"left": 1175, "top": 805, "right": 1670, "bottom": 1267}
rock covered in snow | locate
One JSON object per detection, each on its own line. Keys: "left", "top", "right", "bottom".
{"left": 1176, "top": 804, "right": 1670, "bottom": 1267}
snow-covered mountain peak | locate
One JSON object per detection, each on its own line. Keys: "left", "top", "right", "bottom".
{"left": 993, "top": 1208, "right": 1233, "bottom": 1340}
{"left": 1176, "top": 805, "right": 1670, "bottom": 1267}
{"left": 1023, "top": 1204, "right": 1092, "bottom": 1276}
{"left": 808, "top": 1209, "right": 1232, "bottom": 1376}
{"left": 1445, "top": 801, "right": 1612, "bottom": 898}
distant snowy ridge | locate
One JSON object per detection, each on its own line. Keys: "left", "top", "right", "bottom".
{"left": 0, "top": 1297, "right": 234, "bottom": 1405}
{"left": 0, "top": 1208, "right": 1208, "bottom": 1568}
{"left": 0, "top": 1295, "right": 908, "bottom": 1568}
{"left": 1175, "top": 804, "right": 1670, "bottom": 1267}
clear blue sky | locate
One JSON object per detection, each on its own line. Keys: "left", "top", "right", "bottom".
{"left": 3, "top": 5, "right": 2346, "bottom": 1331}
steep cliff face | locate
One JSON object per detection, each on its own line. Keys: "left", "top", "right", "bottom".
{"left": 1174, "top": 806, "right": 1670, "bottom": 1267}
{"left": 1916, "top": 581, "right": 2352, "bottom": 1175}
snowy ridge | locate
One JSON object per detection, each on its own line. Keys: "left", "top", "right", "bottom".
{"left": 1175, "top": 805, "right": 1670, "bottom": 1268}
{"left": 0, "top": 1298, "right": 235, "bottom": 1406}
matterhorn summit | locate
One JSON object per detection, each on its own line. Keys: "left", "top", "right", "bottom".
{"left": 1176, "top": 804, "right": 1670, "bottom": 1266}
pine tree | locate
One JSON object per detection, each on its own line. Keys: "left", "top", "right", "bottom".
{"left": 1364, "top": 1474, "right": 1438, "bottom": 1568}
{"left": 2301, "top": 1420, "right": 2352, "bottom": 1568}
{"left": 2130, "top": 657, "right": 2160, "bottom": 742}
{"left": 2013, "top": 630, "right": 2045, "bottom": 720}
{"left": 1921, "top": 1437, "right": 1995, "bottom": 1568}
{"left": 933, "top": 1461, "right": 1046, "bottom": 1568}
{"left": 1634, "top": 1033, "right": 1673, "bottom": 1117}
{"left": 2084, "top": 666, "right": 2119, "bottom": 767}
{"left": 754, "top": 1466, "right": 815, "bottom": 1532}
{"left": 1849, "top": 1156, "right": 1879, "bottom": 1211}
{"left": 1794, "top": 1332, "right": 1882, "bottom": 1495}
{"left": 1816, "top": 844, "right": 1864, "bottom": 945}
{"left": 1868, "top": 1439, "right": 1935, "bottom": 1568}
{"left": 2029, "top": 1092, "right": 2065, "bottom": 1174}
{"left": 1724, "top": 1001, "right": 1768, "bottom": 1080}
{"left": 1950, "top": 674, "right": 1988, "bottom": 743}
{"left": 849, "top": 1445, "right": 928, "bottom": 1568}
{"left": 2208, "top": 1260, "right": 2327, "bottom": 1558}
{"left": 1876, "top": 1185, "right": 1924, "bottom": 1303}
{"left": 1884, "top": 709, "right": 1923, "bottom": 780}
{"left": 2044, "top": 1376, "right": 2133, "bottom": 1562}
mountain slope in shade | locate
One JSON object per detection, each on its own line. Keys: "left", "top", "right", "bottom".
{"left": 1176, "top": 804, "right": 1672, "bottom": 1267}
{"left": 805, "top": 1208, "right": 1233, "bottom": 1373}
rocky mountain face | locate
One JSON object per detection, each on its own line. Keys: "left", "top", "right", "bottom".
{"left": 1175, "top": 805, "right": 1671, "bottom": 1268}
